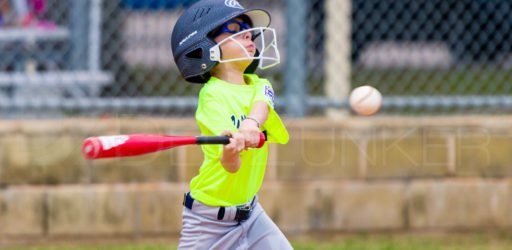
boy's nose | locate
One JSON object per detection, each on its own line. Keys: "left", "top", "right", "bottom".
{"left": 242, "top": 31, "right": 252, "bottom": 40}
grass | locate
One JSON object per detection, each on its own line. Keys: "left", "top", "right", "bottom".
{"left": 292, "top": 233, "right": 512, "bottom": 250}
{"left": 352, "top": 67, "right": 512, "bottom": 96}
{"left": 5, "top": 232, "right": 512, "bottom": 250}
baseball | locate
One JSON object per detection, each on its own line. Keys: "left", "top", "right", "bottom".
{"left": 349, "top": 85, "right": 382, "bottom": 116}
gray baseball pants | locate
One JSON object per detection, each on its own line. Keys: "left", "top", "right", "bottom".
{"left": 178, "top": 194, "right": 293, "bottom": 249}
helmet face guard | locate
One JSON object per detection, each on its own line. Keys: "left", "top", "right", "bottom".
{"left": 209, "top": 27, "right": 280, "bottom": 70}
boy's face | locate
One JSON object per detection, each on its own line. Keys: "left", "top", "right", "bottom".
{"left": 213, "top": 17, "right": 256, "bottom": 68}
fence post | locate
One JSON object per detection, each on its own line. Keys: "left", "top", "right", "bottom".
{"left": 325, "top": 0, "right": 351, "bottom": 118}
{"left": 284, "top": 0, "right": 307, "bottom": 117}
{"left": 70, "top": 0, "right": 88, "bottom": 70}
{"left": 89, "top": 0, "right": 103, "bottom": 71}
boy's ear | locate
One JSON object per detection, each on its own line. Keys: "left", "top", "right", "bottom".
{"left": 244, "top": 49, "right": 260, "bottom": 74}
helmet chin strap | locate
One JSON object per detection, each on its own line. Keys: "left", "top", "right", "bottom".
{"left": 209, "top": 27, "right": 280, "bottom": 70}
{"left": 244, "top": 50, "right": 260, "bottom": 74}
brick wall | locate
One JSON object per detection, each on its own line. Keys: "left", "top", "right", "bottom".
{"left": 1, "top": 117, "right": 511, "bottom": 237}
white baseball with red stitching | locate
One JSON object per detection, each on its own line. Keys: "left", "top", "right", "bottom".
{"left": 349, "top": 85, "right": 382, "bottom": 116}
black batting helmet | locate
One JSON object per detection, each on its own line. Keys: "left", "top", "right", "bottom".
{"left": 171, "top": 0, "right": 271, "bottom": 83}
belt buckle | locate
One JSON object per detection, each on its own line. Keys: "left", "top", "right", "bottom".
{"left": 235, "top": 204, "right": 252, "bottom": 223}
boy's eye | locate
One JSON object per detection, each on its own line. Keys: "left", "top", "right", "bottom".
{"left": 224, "top": 20, "right": 249, "bottom": 33}
{"left": 226, "top": 22, "right": 243, "bottom": 33}
{"left": 211, "top": 20, "right": 250, "bottom": 38}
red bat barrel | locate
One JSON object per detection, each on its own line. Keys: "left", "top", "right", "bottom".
{"left": 82, "top": 134, "right": 198, "bottom": 159}
{"left": 82, "top": 132, "right": 267, "bottom": 159}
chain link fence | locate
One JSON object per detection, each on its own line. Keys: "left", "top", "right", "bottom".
{"left": 351, "top": 0, "right": 512, "bottom": 114}
{"left": 0, "top": 0, "right": 510, "bottom": 117}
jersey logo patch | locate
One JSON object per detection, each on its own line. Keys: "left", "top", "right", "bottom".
{"left": 264, "top": 85, "right": 275, "bottom": 108}
{"left": 225, "top": 0, "right": 244, "bottom": 9}
{"left": 231, "top": 114, "right": 247, "bottom": 129}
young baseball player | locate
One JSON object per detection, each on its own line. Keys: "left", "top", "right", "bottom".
{"left": 171, "top": 0, "right": 291, "bottom": 249}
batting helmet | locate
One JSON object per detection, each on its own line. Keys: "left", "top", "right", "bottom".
{"left": 171, "top": 0, "right": 272, "bottom": 83}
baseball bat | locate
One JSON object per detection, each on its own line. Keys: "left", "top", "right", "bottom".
{"left": 82, "top": 131, "right": 267, "bottom": 159}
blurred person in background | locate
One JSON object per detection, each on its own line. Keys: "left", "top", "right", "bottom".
{"left": 1, "top": 0, "right": 54, "bottom": 29}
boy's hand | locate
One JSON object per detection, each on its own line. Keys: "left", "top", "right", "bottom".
{"left": 239, "top": 118, "right": 261, "bottom": 149}
{"left": 221, "top": 131, "right": 245, "bottom": 154}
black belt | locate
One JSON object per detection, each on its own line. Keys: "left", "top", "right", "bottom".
{"left": 183, "top": 192, "right": 255, "bottom": 223}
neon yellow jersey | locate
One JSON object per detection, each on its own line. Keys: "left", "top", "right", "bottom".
{"left": 191, "top": 74, "right": 289, "bottom": 206}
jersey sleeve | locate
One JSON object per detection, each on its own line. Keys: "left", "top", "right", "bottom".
{"left": 253, "top": 80, "right": 289, "bottom": 144}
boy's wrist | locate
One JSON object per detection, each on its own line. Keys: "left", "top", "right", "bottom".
{"left": 245, "top": 117, "right": 260, "bottom": 128}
